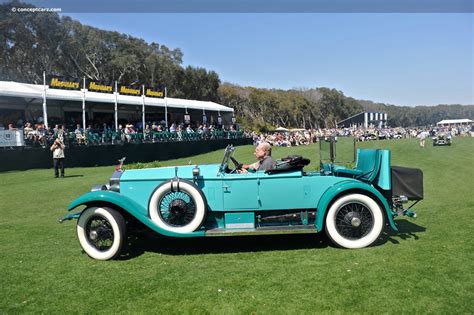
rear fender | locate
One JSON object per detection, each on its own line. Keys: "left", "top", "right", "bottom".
{"left": 67, "top": 191, "right": 204, "bottom": 238}
{"left": 315, "top": 181, "right": 397, "bottom": 232}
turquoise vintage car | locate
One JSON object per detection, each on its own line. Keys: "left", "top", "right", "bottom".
{"left": 61, "top": 140, "right": 423, "bottom": 260}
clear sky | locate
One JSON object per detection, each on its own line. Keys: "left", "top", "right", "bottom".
{"left": 64, "top": 13, "right": 473, "bottom": 106}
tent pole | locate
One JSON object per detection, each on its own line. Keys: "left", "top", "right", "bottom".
{"left": 114, "top": 81, "right": 118, "bottom": 131}
{"left": 142, "top": 85, "right": 146, "bottom": 141}
{"left": 82, "top": 77, "right": 86, "bottom": 130}
{"left": 42, "top": 71, "right": 48, "bottom": 129}
{"left": 164, "top": 87, "right": 168, "bottom": 129}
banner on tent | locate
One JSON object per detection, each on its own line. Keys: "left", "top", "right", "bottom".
{"left": 118, "top": 85, "right": 142, "bottom": 96}
{"left": 49, "top": 77, "right": 81, "bottom": 91}
{"left": 145, "top": 85, "right": 165, "bottom": 98}
{"left": 87, "top": 81, "right": 114, "bottom": 93}
{"left": 47, "top": 75, "right": 166, "bottom": 97}
{"left": 0, "top": 130, "right": 24, "bottom": 147}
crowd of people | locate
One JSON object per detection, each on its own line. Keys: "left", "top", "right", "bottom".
{"left": 1, "top": 119, "right": 472, "bottom": 149}
{"left": 1, "top": 120, "right": 247, "bottom": 148}
{"left": 251, "top": 125, "right": 474, "bottom": 147}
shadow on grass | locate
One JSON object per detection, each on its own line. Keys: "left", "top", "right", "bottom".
{"left": 377, "top": 219, "right": 426, "bottom": 246}
{"left": 118, "top": 219, "right": 426, "bottom": 260}
{"left": 118, "top": 232, "right": 331, "bottom": 260}
{"left": 62, "top": 175, "right": 84, "bottom": 178}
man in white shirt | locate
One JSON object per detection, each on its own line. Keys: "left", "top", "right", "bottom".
{"left": 50, "top": 138, "right": 65, "bottom": 177}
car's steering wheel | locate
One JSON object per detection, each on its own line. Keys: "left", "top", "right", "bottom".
{"left": 229, "top": 156, "right": 243, "bottom": 173}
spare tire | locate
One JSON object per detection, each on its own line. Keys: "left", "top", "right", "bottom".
{"left": 148, "top": 179, "right": 206, "bottom": 233}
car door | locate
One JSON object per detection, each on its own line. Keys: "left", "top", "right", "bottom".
{"left": 258, "top": 170, "right": 311, "bottom": 210}
{"left": 222, "top": 172, "right": 259, "bottom": 210}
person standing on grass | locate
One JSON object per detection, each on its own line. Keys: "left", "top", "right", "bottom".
{"left": 50, "top": 138, "right": 65, "bottom": 178}
{"left": 418, "top": 129, "right": 430, "bottom": 148}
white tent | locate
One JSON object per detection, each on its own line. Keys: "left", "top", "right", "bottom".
{"left": 437, "top": 119, "right": 473, "bottom": 126}
{"left": 274, "top": 127, "right": 289, "bottom": 132}
{"left": 0, "top": 81, "right": 233, "bottom": 112}
{"left": 0, "top": 81, "right": 233, "bottom": 130}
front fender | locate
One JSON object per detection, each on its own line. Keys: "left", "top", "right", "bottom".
{"left": 315, "top": 180, "right": 397, "bottom": 232}
{"left": 66, "top": 191, "right": 204, "bottom": 238}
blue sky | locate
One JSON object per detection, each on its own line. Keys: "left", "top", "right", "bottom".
{"left": 64, "top": 13, "right": 473, "bottom": 106}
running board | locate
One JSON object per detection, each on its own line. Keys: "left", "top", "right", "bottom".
{"left": 205, "top": 225, "right": 318, "bottom": 237}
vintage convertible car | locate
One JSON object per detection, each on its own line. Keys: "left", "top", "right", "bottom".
{"left": 61, "top": 139, "right": 423, "bottom": 260}
{"left": 432, "top": 133, "right": 452, "bottom": 146}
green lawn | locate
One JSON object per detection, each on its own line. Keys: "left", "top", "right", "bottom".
{"left": 1, "top": 138, "right": 473, "bottom": 313}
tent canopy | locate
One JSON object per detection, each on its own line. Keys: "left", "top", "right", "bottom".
{"left": 437, "top": 119, "right": 472, "bottom": 125}
{"left": 0, "top": 81, "right": 233, "bottom": 113}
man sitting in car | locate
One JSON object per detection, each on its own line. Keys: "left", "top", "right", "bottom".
{"left": 240, "top": 142, "right": 276, "bottom": 173}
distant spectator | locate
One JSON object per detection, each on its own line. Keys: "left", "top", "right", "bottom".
{"left": 124, "top": 123, "right": 135, "bottom": 142}
{"left": 8, "top": 123, "right": 17, "bottom": 131}
{"left": 418, "top": 130, "right": 429, "bottom": 148}
{"left": 169, "top": 123, "right": 176, "bottom": 133}
{"left": 176, "top": 124, "right": 182, "bottom": 141}
{"left": 144, "top": 123, "right": 151, "bottom": 139}
{"left": 24, "top": 122, "right": 34, "bottom": 142}
{"left": 37, "top": 124, "right": 46, "bottom": 146}
{"left": 75, "top": 124, "right": 85, "bottom": 145}
{"left": 50, "top": 138, "right": 65, "bottom": 178}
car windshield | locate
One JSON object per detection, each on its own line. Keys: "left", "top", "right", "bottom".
{"left": 219, "top": 145, "right": 235, "bottom": 174}
{"left": 319, "top": 136, "right": 356, "bottom": 167}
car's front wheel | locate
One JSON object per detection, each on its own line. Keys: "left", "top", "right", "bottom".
{"left": 77, "top": 206, "right": 126, "bottom": 260}
{"left": 149, "top": 179, "right": 206, "bottom": 234}
{"left": 325, "top": 193, "right": 384, "bottom": 249}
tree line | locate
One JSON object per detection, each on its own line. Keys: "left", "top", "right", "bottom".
{"left": 218, "top": 84, "right": 473, "bottom": 130}
{"left": 0, "top": 2, "right": 220, "bottom": 101}
{"left": 217, "top": 84, "right": 363, "bottom": 130}
{"left": 1, "top": 2, "right": 472, "bottom": 130}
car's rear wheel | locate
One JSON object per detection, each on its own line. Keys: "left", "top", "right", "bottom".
{"left": 77, "top": 207, "right": 126, "bottom": 260}
{"left": 325, "top": 193, "right": 384, "bottom": 249}
{"left": 149, "top": 180, "right": 206, "bottom": 233}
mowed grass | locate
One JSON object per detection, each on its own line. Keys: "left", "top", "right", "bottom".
{"left": 1, "top": 138, "right": 473, "bottom": 314}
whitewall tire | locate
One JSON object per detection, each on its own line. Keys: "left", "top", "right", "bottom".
{"left": 77, "top": 206, "right": 126, "bottom": 260}
{"left": 149, "top": 180, "right": 206, "bottom": 234}
{"left": 325, "top": 193, "right": 384, "bottom": 249}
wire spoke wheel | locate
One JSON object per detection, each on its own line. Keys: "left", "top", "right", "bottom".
{"left": 335, "top": 202, "right": 374, "bottom": 240}
{"left": 149, "top": 180, "right": 206, "bottom": 233}
{"left": 158, "top": 191, "right": 197, "bottom": 227}
{"left": 325, "top": 194, "right": 384, "bottom": 249}
{"left": 77, "top": 207, "right": 126, "bottom": 260}
{"left": 85, "top": 215, "right": 115, "bottom": 251}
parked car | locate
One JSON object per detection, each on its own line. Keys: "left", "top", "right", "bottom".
{"left": 432, "top": 133, "right": 452, "bottom": 146}
{"left": 358, "top": 133, "right": 377, "bottom": 141}
{"left": 61, "top": 139, "right": 423, "bottom": 260}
